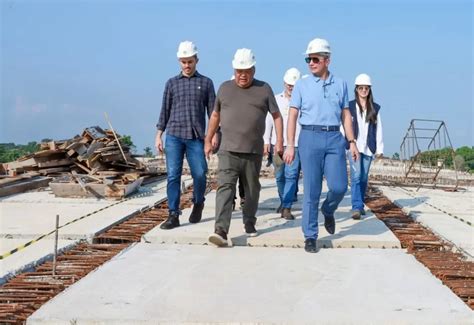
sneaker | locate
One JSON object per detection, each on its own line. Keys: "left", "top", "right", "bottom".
{"left": 304, "top": 239, "right": 317, "bottom": 253}
{"left": 244, "top": 222, "right": 258, "bottom": 237}
{"left": 281, "top": 208, "right": 295, "bottom": 220}
{"left": 160, "top": 212, "right": 180, "bottom": 230}
{"left": 321, "top": 210, "right": 336, "bottom": 235}
{"left": 351, "top": 210, "right": 361, "bottom": 220}
{"left": 208, "top": 229, "right": 228, "bottom": 247}
{"left": 189, "top": 203, "right": 204, "bottom": 223}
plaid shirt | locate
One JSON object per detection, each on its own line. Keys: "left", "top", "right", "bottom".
{"left": 157, "top": 71, "right": 216, "bottom": 140}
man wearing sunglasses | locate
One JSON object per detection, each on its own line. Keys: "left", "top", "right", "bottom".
{"left": 283, "top": 38, "right": 360, "bottom": 253}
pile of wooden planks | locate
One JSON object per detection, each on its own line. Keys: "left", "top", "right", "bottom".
{"left": 1, "top": 126, "right": 163, "bottom": 199}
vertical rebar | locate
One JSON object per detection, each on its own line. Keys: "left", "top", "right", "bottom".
{"left": 53, "top": 214, "right": 59, "bottom": 277}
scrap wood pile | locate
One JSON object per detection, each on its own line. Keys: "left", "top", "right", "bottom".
{"left": 1, "top": 126, "right": 164, "bottom": 199}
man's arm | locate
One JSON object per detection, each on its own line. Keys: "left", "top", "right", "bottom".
{"left": 342, "top": 108, "right": 360, "bottom": 162}
{"left": 271, "top": 111, "right": 284, "bottom": 156}
{"left": 263, "top": 113, "right": 273, "bottom": 155}
{"left": 205, "top": 110, "right": 221, "bottom": 158}
{"left": 283, "top": 108, "right": 298, "bottom": 164}
{"left": 155, "top": 81, "right": 172, "bottom": 153}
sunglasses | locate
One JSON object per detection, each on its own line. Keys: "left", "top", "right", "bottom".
{"left": 357, "top": 86, "right": 370, "bottom": 91}
{"left": 305, "top": 57, "right": 324, "bottom": 64}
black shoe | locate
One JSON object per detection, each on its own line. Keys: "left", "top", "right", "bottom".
{"left": 189, "top": 203, "right": 204, "bottom": 223}
{"left": 351, "top": 210, "right": 361, "bottom": 220}
{"left": 304, "top": 239, "right": 317, "bottom": 253}
{"left": 361, "top": 209, "right": 367, "bottom": 216}
{"left": 160, "top": 212, "right": 180, "bottom": 230}
{"left": 322, "top": 211, "right": 336, "bottom": 234}
{"left": 244, "top": 222, "right": 258, "bottom": 237}
{"left": 281, "top": 208, "right": 295, "bottom": 220}
{"left": 276, "top": 204, "right": 283, "bottom": 214}
{"left": 208, "top": 229, "right": 228, "bottom": 247}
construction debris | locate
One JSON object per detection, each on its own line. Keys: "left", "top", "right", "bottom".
{"left": 1, "top": 126, "right": 163, "bottom": 199}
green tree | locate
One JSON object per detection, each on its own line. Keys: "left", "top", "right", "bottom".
{"left": 392, "top": 152, "right": 400, "bottom": 160}
{"left": 120, "top": 135, "right": 136, "bottom": 153}
{"left": 143, "top": 146, "right": 154, "bottom": 158}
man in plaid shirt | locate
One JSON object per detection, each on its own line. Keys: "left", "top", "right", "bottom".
{"left": 155, "top": 41, "right": 218, "bottom": 230}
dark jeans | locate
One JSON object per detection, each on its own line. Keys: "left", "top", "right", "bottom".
{"left": 215, "top": 151, "right": 262, "bottom": 233}
{"left": 165, "top": 134, "right": 208, "bottom": 213}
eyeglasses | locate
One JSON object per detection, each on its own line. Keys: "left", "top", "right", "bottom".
{"left": 357, "top": 86, "right": 370, "bottom": 91}
{"left": 305, "top": 57, "right": 324, "bottom": 64}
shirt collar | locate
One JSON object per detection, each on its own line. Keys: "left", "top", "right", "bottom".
{"left": 311, "top": 71, "right": 334, "bottom": 85}
{"left": 178, "top": 70, "right": 201, "bottom": 79}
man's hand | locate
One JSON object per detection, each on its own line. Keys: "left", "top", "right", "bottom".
{"left": 204, "top": 139, "right": 213, "bottom": 159}
{"left": 283, "top": 146, "right": 295, "bottom": 164}
{"left": 211, "top": 133, "right": 220, "bottom": 151}
{"left": 155, "top": 133, "right": 163, "bottom": 153}
{"left": 350, "top": 143, "right": 360, "bottom": 162}
{"left": 375, "top": 153, "right": 383, "bottom": 161}
{"left": 274, "top": 140, "right": 284, "bottom": 157}
{"left": 264, "top": 144, "right": 271, "bottom": 156}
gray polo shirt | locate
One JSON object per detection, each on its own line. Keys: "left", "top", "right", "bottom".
{"left": 214, "top": 79, "right": 280, "bottom": 155}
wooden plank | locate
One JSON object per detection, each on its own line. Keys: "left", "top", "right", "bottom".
{"left": 37, "top": 159, "right": 73, "bottom": 168}
{"left": 3, "top": 158, "right": 37, "bottom": 171}
{"left": 0, "top": 177, "right": 52, "bottom": 197}
{"left": 38, "top": 167, "right": 70, "bottom": 175}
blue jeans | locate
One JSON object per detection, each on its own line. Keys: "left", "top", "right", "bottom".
{"left": 349, "top": 152, "right": 373, "bottom": 211}
{"left": 274, "top": 147, "right": 301, "bottom": 208}
{"left": 165, "top": 135, "right": 208, "bottom": 213}
{"left": 299, "top": 129, "right": 347, "bottom": 240}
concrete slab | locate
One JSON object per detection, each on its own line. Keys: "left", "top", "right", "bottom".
{"left": 0, "top": 177, "right": 191, "bottom": 241}
{"left": 143, "top": 179, "right": 401, "bottom": 249}
{"left": 379, "top": 186, "right": 474, "bottom": 259}
{"left": 28, "top": 244, "right": 473, "bottom": 324}
{"left": 0, "top": 238, "right": 77, "bottom": 284}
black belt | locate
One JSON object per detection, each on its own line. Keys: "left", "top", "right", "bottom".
{"left": 301, "top": 125, "right": 340, "bottom": 132}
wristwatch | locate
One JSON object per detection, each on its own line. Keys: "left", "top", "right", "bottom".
{"left": 348, "top": 139, "right": 356, "bottom": 144}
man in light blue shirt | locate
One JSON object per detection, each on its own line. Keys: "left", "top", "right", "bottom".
{"left": 284, "top": 38, "right": 360, "bottom": 253}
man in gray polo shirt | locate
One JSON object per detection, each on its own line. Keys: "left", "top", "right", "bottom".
{"left": 205, "top": 48, "right": 284, "bottom": 247}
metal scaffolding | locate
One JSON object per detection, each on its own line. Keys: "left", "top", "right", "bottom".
{"left": 400, "top": 119, "right": 458, "bottom": 190}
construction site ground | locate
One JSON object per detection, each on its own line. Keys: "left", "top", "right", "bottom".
{"left": 0, "top": 178, "right": 470, "bottom": 323}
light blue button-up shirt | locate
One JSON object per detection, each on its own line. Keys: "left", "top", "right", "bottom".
{"left": 290, "top": 72, "right": 349, "bottom": 126}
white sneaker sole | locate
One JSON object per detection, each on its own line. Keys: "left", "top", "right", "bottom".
{"left": 208, "top": 233, "right": 228, "bottom": 247}
{"left": 246, "top": 232, "right": 258, "bottom": 237}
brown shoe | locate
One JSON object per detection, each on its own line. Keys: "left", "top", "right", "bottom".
{"left": 208, "top": 229, "right": 228, "bottom": 247}
{"left": 281, "top": 208, "right": 295, "bottom": 220}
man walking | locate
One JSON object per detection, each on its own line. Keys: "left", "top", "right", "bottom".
{"left": 264, "top": 68, "right": 302, "bottom": 220}
{"left": 155, "top": 40, "right": 217, "bottom": 230}
{"left": 284, "top": 38, "right": 359, "bottom": 253}
{"left": 205, "top": 48, "right": 284, "bottom": 247}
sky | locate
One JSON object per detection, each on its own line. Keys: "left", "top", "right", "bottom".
{"left": 1, "top": 0, "right": 472, "bottom": 156}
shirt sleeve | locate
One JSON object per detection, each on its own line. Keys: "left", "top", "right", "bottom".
{"left": 376, "top": 112, "right": 384, "bottom": 155}
{"left": 341, "top": 81, "right": 349, "bottom": 109}
{"left": 213, "top": 86, "right": 222, "bottom": 113}
{"left": 289, "top": 80, "right": 302, "bottom": 109}
{"left": 206, "top": 79, "right": 216, "bottom": 118}
{"left": 266, "top": 84, "right": 280, "bottom": 114}
{"left": 157, "top": 80, "right": 172, "bottom": 131}
{"left": 263, "top": 113, "right": 273, "bottom": 145}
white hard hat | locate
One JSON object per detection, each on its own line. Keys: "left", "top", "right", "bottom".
{"left": 232, "top": 48, "right": 256, "bottom": 69}
{"left": 304, "top": 38, "right": 331, "bottom": 55}
{"left": 355, "top": 73, "right": 372, "bottom": 86}
{"left": 283, "top": 68, "right": 301, "bottom": 86}
{"left": 177, "top": 41, "right": 198, "bottom": 58}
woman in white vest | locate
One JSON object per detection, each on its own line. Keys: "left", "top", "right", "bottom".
{"left": 346, "top": 73, "right": 384, "bottom": 219}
